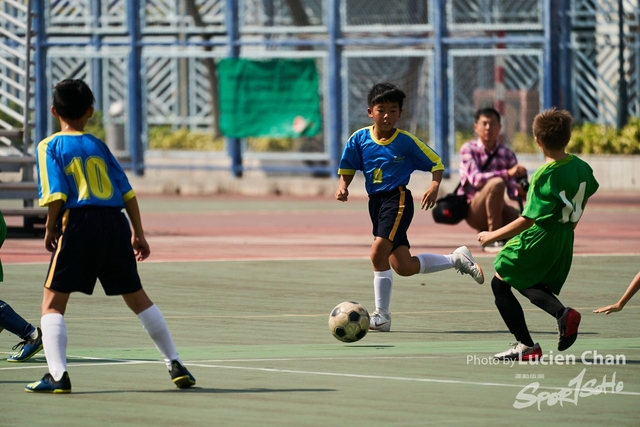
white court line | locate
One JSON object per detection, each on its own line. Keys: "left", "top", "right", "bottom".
{"left": 0, "top": 354, "right": 444, "bottom": 370}
{"left": 2, "top": 354, "right": 639, "bottom": 396}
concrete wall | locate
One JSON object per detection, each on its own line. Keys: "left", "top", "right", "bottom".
{"left": 126, "top": 151, "right": 640, "bottom": 197}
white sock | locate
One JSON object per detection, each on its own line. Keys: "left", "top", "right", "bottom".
{"left": 416, "top": 253, "right": 455, "bottom": 274}
{"left": 137, "top": 304, "right": 180, "bottom": 369}
{"left": 41, "top": 313, "right": 67, "bottom": 381}
{"left": 30, "top": 328, "right": 39, "bottom": 340}
{"left": 373, "top": 270, "right": 393, "bottom": 313}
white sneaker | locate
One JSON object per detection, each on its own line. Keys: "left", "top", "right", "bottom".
{"left": 494, "top": 342, "right": 542, "bottom": 360}
{"left": 369, "top": 310, "right": 391, "bottom": 332}
{"left": 452, "top": 246, "right": 485, "bottom": 284}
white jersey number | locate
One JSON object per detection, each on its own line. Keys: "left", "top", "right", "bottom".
{"left": 558, "top": 181, "right": 587, "bottom": 223}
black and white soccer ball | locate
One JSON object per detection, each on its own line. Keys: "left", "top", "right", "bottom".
{"left": 328, "top": 301, "right": 370, "bottom": 343}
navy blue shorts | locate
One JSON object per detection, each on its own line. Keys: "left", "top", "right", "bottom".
{"left": 368, "top": 186, "right": 414, "bottom": 251}
{"left": 44, "top": 207, "right": 143, "bottom": 296}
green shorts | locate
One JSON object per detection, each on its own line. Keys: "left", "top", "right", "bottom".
{"left": 494, "top": 223, "right": 574, "bottom": 295}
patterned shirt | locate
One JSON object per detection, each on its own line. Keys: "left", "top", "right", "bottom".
{"left": 457, "top": 138, "right": 519, "bottom": 200}
{"left": 36, "top": 131, "right": 135, "bottom": 209}
{"left": 338, "top": 126, "right": 444, "bottom": 195}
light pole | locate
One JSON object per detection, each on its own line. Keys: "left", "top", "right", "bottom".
{"left": 617, "top": 0, "right": 628, "bottom": 130}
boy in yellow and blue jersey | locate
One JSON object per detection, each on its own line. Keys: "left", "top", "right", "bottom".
{"left": 336, "top": 83, "right": 484, "bottom": 332}
{"left": 26, "top": 79, "right": 195, "bottom": 393}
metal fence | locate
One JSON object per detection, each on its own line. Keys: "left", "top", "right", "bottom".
{"left": 1, "top": 0, "right": 639, "bottom": 177}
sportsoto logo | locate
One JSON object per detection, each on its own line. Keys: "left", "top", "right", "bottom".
{"left": 513, "top": 368, "right": 624, "bottom": 410}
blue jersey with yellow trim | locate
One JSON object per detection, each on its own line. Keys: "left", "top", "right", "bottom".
{"left": 36, "top": 132, "right": 135, "bottom": 209}
{"left": 338, "top": 126, "right": 444, "bottom": 194}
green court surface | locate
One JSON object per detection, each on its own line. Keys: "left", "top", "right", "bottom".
{"left": 1, "top": 256, "right": 639, "bottom": 426}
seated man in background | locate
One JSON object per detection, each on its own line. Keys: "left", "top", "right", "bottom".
{"left": 458, "top": 107, "right": 528, "bottom": 252}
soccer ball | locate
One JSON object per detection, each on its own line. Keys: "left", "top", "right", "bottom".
{"left": 328, "top": 301, "right": 370, "bottom": 343}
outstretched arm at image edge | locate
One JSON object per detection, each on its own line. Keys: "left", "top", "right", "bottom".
{"left": 593, "top": 272, "right": 640, "bottom": 314}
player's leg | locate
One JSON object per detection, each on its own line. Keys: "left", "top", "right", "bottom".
{"left": 369, "top": 237, "right": 394, "bottom": 331}
{"left": 367, "top": 188, "right": 409, "bottom": 332}
{"left": 0, "top": 299, "right": 29, "bottom": 336}
{"left": 122, "top": 290, "right": 195, "bottom": 388}
{"left": 510, "top": 228, "right": 580, "bottom": 351}
{"left": 27, "top": 208, "right": 99, "bottom": 392}
{"left": 0, "top": 299, "right": 43, "bottom": 362}
{"left": 0, "top": 300, "right": 43, "bottom": 363}
{"left": 518, "top": 284, "right": 565, "bottom": 317}
{"left": 389, "top": 245, "right": 420, "bottom": 276}
{"left": 517, "top": 283, "right": 580, "bottom": 350}
{"left": 390, "top": 246, "right": 483, "bottom": 284}
{"left": 99, "top": 209, "right": 196, "bottom": 388}
{"left": 123, "top": 289, "right": 179, "bottom": 364}
{"left": 491, "top": 275, "right": 542, "bottom": 360}
{"left": 0, "top": 299, "right": 39, "bottom": 340}
{"left": 25, "top": 288, "right": 72, "bottom": 393}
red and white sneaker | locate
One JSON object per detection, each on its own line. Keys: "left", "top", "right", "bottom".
{"left": 557, "top": 307, "right": 581, "bottom": 351}
{"left": 369, "top": 310, "right": 391, "bottom": 332}
{"left": 494, "top": 342, "right": 542, "bottom": 361}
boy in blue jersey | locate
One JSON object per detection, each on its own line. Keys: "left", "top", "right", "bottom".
{"left": 26, "top": 79, "right": 195, "bottom": 393}
{"left": 336, "top": 83, "right": 484, "bottom": 332}
{"left": 478, "top": 108, "right": 599, "bottom": 360}
{"left": 1, "top": 212, "right": 44, "bottom": 362}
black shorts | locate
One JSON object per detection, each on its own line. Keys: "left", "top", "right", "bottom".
{"left": 44, "top": 207, "right": 143, "bottom": 296}
{"left": 368, "top": 186, "right": 414, "bottom": 251}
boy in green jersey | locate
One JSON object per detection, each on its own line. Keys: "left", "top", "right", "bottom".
{"left": 478, "top": 108, "right": 599, "bottom": 360}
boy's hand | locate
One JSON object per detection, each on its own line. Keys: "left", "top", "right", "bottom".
{"left": 335, "top": 187, "right": 349, "bottom": 202}
{"left": 132, "top": 234, "right": 151, "bottom": 261}
{"left": 593, "top": 304, "right": 622, "bottom": 315}
{"left": 420, "top": 181, "right": 440, "bottom": 210}
{"left": 477, "top": 231, "right": 496, "bottom": 247}
{"left": 420, "top": 188, "right": 438, "bottom": 210}
{"left": 44, "top": 227, "right": 59, "bottom": 252}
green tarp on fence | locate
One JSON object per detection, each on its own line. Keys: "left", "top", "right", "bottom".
{"left": 218, "top": 58, "right": 322, "bottom": 138}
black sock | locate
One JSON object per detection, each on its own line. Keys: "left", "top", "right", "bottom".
{"left": 518, "top": 284, "right": 565, "bottom": 318}
{"left": 491, "top": 277, "right": 535, "bottom": 347}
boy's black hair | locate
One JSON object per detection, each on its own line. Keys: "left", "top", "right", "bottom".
{"left": 367, "top": 83, "right": 406, "bottom": 110}
{"left": 52, "top": 79, "right": 95, "bottom": 120}
{"left": 474, "top": 107, "right": 501, "bottom": 124}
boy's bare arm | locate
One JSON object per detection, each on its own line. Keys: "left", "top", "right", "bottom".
{"left": 477, "top": 216, "right": 535, "bottom": 247}
{"left": 593, "top": 271, "right": 640, "bottom": 314}
{"left": 124, "top": 196, "right": 150, "bottom": 261}
{"left": 44, "top": 200, "right": 65, "bottom": 252}
{"left": 335, "top": 174, "right": 354, "bottom": 202}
